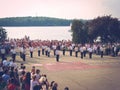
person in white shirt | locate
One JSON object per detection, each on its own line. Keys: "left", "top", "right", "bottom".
{"left": 88, "top": 46, "right": 93, "bottom": 59}
{"left": 62, "top": 44, "right": 66, "bottom": 56}
{"left": 42, "top": 45, "right": 45, "bottom": 55}
{"left": 22, "top": 46, "right": 26, "bottom": 61}
{"left": 47, "top": 46, "right": 51, "bottom": 57}
{"left": 100, "top": 46, "right": 104, "bottom": 58}
{"left": 11, "top": 47, "right": 16, "bottom": 61}
{"left": 74, "top": 46, "right": 79, "bottom": 57}
{"left": 29, "top": 46, "right": 34, "bottom": 58}
{"left": 45, "top": 46, "right": 48, "bottom": 56}
{"left": 55, "top": 47, "right": 60, "bottom": 62}
{"left": 83, "top": 46, "right": 87, "bottom": 57}
{"left": 80, "top": 46, "right": 84, "bottom": 59}
{"left": 37, "top": 46, "right": 41, "bottom": 56}
{"left": 52, "top": 44, "right": 56, "bottom": 56}
{"left": 69, "top": 45, "right": 73, "bottom": 56}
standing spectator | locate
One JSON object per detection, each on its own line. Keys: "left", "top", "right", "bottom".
{"left": 52, "top": 82, "right": 58, "bottom": 90}
{"left": 64, "top": 87, "right": 69, "bottom": 90}
{"left": 25, "top": 72, "right": 31, "bottom": 90}
{"left": 2, "top": 70, "right": 10, "bottom": 84}
{"left": 30, "top": 75, "right": 39, "bottom": 90}
{"left": 7, "top": 78, "right": 17, "bottom": 90}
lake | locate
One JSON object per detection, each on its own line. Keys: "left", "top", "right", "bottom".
{"left": 4, "top": 26, "right": 72, "bottom": 40}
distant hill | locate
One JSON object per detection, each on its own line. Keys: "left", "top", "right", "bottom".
{"left": 0, "top": 16, "right": 88, "bottom": 26}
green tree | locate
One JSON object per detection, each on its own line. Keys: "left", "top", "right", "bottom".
{"left": 0, "top": 27, "right": 7, "bottom": 43}
{"left": 71, "top": 20, "right": 88, "bottom": 44}
{"left": 88, "top": 15, "right": 120, "bottom": 43}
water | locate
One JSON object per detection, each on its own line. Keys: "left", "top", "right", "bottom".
{"left": 4, "top": 26, "right": 72, "bottom": 40}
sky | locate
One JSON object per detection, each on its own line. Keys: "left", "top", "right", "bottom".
{"left": 0, "top": 0, "right": 120, "bottom": 19}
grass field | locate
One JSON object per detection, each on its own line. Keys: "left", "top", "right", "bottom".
{"left": 14, "top": 50, "right": 120, "bottom": 90}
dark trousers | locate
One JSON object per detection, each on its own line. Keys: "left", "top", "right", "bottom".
{"left": 54, "top": 50, "right": 56, "bottom": 56}
{"left": 12, "top": 54, "right": 16, "bottom": 61}
{"left": 42, "top": 49, "right": 44, "bottom": 55}
{"left": 81, "top": 52, "right": 83, "bottom": 59}
{"left": 22, "top": 54, "right": 26, "bottom": 61}
{"left": 56, "top": 55, "right": 59, "bottom": 62}
{"left": 20, "top": 52, "right": 22, "bottom": 58}
{"left": 38, "top": 50, "right": 40, "bottom": 56}
{"left": 45, "top": 51, "right": 48, "bottom": 56}
{"left": 83, "top": 51, "right": 86, "bottom": 57}
{"left": 75, "top": 51, "right": 78, "bottom": 57}
{"left": 89, "top": 52, "right": 92, "bottom": 59}
{"left": 70, "top": 50, "right": 72, "bottom": 56}
{"left": 30, "top": 52, "right": 33, "bottom": 58}
{"left": 1, "top": 54, "right": 5, "bottom": 61}
{"left": 101, "top": 51, "right": 103, "bottom": 58}
{"left": 63, "top": 50, "right": 65, "bottom": 56}
{"left": 47, "top": 52, "right": 50, "bottom": 57}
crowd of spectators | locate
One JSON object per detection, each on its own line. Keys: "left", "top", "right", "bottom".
{"left": 0, "top": 58, "right": 61, "bottom": 90}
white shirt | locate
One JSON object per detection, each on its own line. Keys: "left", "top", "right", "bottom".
{"left": 55, "top": 50, "right": 60, "bottom": 55}
{"left": 80, "top": 47, "right": 84, "bottom": 52}
{"left": 11, "top": 49, "right": 16, "bottom": 54}
{"left": 88, "top": 48, "right": 93, "bottom": 52}
{"left": 1, "top": 48, "right": 5, "bottom": 54}
{"left": 29, "top": 47, "right": 34, "bottom": 52}
{"left": 30, "top": 80, "right": 39, "bottom": 90}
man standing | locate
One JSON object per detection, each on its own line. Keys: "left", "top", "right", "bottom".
{"left": 22, "top": 46, "right": 26, "bottom": 61}
{"left": 42, "top": 44, "right": 45, "bottom": 55}
{"left": 88, "top": 46, "right": 93, "bottom": 59}
{"left": 37, "top": 46, "right": 41, "bottom": 56}
{"left": 69, "top": 45, "right": 73, "bottom": 56}
{"left": 29, "top": 46, "right": 34, "bottom": 58}
{"left": 55, "top": 46, "right": 60, "bottom": 62}
{"left": 11, "top": 47, "right": 16, "bottom": 62}
{"left": 80, "top": 46, "right": 84, "bottom": 59}
{"left": 74, "top": 46, "right": 79, "bottom": 57}
{"left": 100, "top": 46, "right": 104, "bottom": 58}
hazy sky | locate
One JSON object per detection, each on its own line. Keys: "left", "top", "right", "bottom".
{"left": 0, "top": 0, "right": 120, "bottom": 19}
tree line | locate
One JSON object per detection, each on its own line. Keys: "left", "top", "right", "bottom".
{"left": 0, "top": 16, "right": 72, "bottom": 26}
{"left": 71, "top": 15, "right": 120, "bottom": 44}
